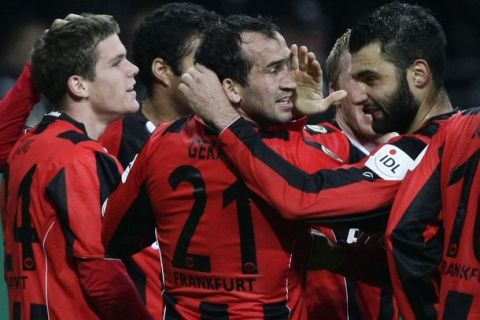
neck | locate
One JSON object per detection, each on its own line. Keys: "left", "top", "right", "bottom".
{"left": 141, "top": 87, "right": 190, "bottom": 126}
{"left": 408, "top": 88, "right": 453, "bottom": 133}
{"left": 64, "top": 103, "right": 108, "bottom": 140}
{"left": 336, "top": 116, "right": 394, "bottom": 153}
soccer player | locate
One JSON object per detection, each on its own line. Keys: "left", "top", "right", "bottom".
{"left": 179, "top": 2, "right": 455, "bottom": 225}
{"left": 102, "top": 15, "right": 345, "bottom": 319}
{"left": 0, "top": 4, "right": 221, "bottom": 318}
{"left": 306, "top": 29, "right": 398, "bottom": 320}
{"left": 386, "top": 107, "right": 480, "bottom": 319}
{"left": 0, "top": 14, "right": 151, "bottom": 319}
{"left": 99, "top": 5, "right": 220, "bottom": 318}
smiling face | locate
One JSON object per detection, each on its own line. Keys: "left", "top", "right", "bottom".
{"left": 334, "top": 50, "right": 382, "bottom": 141}
{"left": 351, "top": 42, "right": 419, "bottom": 134}
{"left": 237, "top": 31, "right": 296, "bottom": 125}
{"left": 87, "top": 34, "right": 139, "bottom": 122}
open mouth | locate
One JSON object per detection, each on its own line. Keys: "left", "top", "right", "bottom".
{"left": 276, "top": 97, "right": 292, "bottom": 106}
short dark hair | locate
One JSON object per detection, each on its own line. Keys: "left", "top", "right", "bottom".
{"left": 31, "top": 14, "right": 119, "bottom": 108}
{"left": 132, "top": 2, "right": 220, "bottom": 95}
{"left": 195, "top": 14, "right": 280, "bottom": 86}
{"left": 349, "top": 2, "right": 447, "bottom": 88}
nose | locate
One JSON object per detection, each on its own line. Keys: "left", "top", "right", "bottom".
{"left": 127, "top": 59, "right": 139, "bottom": 77}
{"left": 281, "top": 70, "right": 296, "bottom": 90}
{"left": 351, "top": 80, "right": 368, "bottom": 104}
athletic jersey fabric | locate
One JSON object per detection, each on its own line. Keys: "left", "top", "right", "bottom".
{"left": 386, "top": 107, "right": 480, "bottom": 320}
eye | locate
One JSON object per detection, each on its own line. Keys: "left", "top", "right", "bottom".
{"left": 269, "top": 62, "right": 287, "bottom": 74}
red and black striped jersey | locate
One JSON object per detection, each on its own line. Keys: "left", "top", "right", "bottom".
{"left": 214, "top": 112, "right": 455, "bottom": 228}
{"left": 1, "top": 113, "right": 123, "bottom": 319}
{"left": 99, "top": 110, "right": 163, "bottom": 319}
{"left": 386, "top": 107, "right": 480, "bottom": 320}
{"left": 0, "top": 63, "right": 162, "bottom": 318}
{"left": 305, "top": 121, "right": 397, "bottom": 320}
{"left": 102, "top": 114, "right": 358, "bottom": 319}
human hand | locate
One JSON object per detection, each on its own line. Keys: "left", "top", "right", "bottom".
{"left": 308, "top": 229, "right": 345, "bottom": 270}
{"left": 179, "top": 64, "right": 240, "bottom": 131}
{"left": 291, "top": 44, "right": 346, "bottom": 115}
{"left": 46, "top": 13, "right": 84, "bottom": 33}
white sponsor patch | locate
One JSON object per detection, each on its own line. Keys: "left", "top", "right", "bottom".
{"left": 306, "top": 124, "right": 328, "bottom": 134}
{"left": 365, "top": 144, "right": 414, "bottom": 180}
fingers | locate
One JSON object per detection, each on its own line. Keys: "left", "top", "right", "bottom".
{"left": 48, "top": 13, "right": 85, "bottom": 33}
{"left": 290, "top": 44, "right": 299, "bottom": 70}
{"left": 298, "top": 46, "right": 308, "bottom": 70}
{"left": 64, "top": 13, "right": 84, "bottom": 21}
{"left": 323, "top": 89, "right": 347, "bottom": 106}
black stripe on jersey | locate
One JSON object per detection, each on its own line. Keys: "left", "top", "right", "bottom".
{"left": 446, "top": 149, "right": 479, "bottom": 258}
{"left": 46, "top": 169, "right": 75, "bottom": 257}
{"left": 228, "top": 118, "right": 378, "bottom": 193}
{"left": 443, "top": 291, "right": 473, "bottom": 320}
{"left": 163, "top": 293, "right": 181, "bottom": 320}
{"left": 57, "top": 130, "right": 91, "bottom": 145}
{"left": 199, "top": 301, "right": 229, "bottom": 319}
{"left": 164, "top": 116, "right": 189, "bottom": 134}
{"left": 390, "top": 136, "right": 427, "bottom": 159}
{"left": 5, "top": 254, "right": 12, "bottom": 271}
{"left": 95, "top": 151, "right": 121, "bottom": 207}
{"left": 391, "top": 164, "right": 442, "bottom": 320}
{"left": 415, "top": 121, "right": 440, "bottom": 139}
{"left": 348, "top": 143, "right": 367, "bottom": 164}
{"left": 13, "top": 302, "right": 20, "bottom": 320}
{"left": 105, "top": 184, "right": 156, "bottom": 258}
{"left": 118, "top": 113, "right": 151, "bottom": 168}
{"left": 304, "top": 206, "right": 390, "bottom": 232}
{"left": 259, "top": 130, "right": 289, "bottom": 141}
{"left": 345, "top": 280, "right": 364, "bottom": 320}
{"left": 13, "top": 302, "right": 48, "bottom": 320}
{"left": 122, "top": 256, "right": 147, "bottom": 302}
{"left": 263, "top": 301, "right": 290, "bottom": 320}
{"left": 378, "top": 288, "right": 395, "bottom": 320}
{"left": 33, "top": 115, "right": 58, "bottom": 134}
{"left": 30, "top": 304, "right": 48, "bottom": 320}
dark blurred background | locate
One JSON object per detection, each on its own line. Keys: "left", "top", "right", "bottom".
{"left": 1, "top": 0, "right": 480, "bottom": 112}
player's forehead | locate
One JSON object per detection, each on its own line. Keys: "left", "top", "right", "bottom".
{"left": 241, "top": 31, "right": 290, "bottom": 68}
{"left": 95, "top": 34, "right": 126, "bottom": 65}
{"left": 351, "top": 42, "right": 396, "bottom": 79}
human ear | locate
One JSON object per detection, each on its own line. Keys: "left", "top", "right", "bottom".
{"left": 221, "top": 78, "right": 242, "bottom": 104}
{"left": 409, "top": 59, "right": 430, "bottom": 88}
{"left": 151, "top": 57, "right": 171, "bottom": 87}
{"left": 67, "top": 75, "right": 88, "bottom": 99}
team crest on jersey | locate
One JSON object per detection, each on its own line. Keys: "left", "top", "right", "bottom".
{"left": 306, "top": 124, "right": 328, "bottom": 134}
{"left": 365, "top": 144, "right": 415, "bottom": 180}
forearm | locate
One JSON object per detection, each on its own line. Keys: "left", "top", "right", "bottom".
{"left": 0, "top": 62, "right": 41, "bottom": 171}
{"left": 77, "top": 258, "right": 152, "bottom": 320}
{"left": 219, "top": 118, "right": 397, "bottom": 222}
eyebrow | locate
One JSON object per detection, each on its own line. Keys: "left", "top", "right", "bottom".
{"left": 265, "top": 57, "right": 289, "bottom": 70}
{"left": 352, "top": 69, "right": 378, "bottom": 80}
{"left": 109, "top": 53, "right": 126, "bottom": 65}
